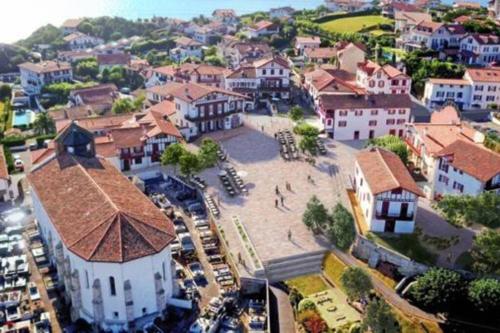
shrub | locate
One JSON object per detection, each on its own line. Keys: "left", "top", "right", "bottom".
{"left": 293, "top": 123, "right": 319, "bottom": 137}
{"left": 298, "top": 299, "right": 316, "bottom": 312}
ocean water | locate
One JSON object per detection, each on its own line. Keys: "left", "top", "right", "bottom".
{"left": 0, "top": 0, "right": 488, "bottom": 43}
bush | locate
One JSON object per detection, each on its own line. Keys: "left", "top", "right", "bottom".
{"left": 293, "top": 123, "right": 319, "bottom": 137}
{"left": 1, "top": 136, "right": 26, "bottom": 147}
{"left": 3, "top": 146, "right": 14, "bottom": 172}
{"left": 313, "top": 9, "right": 380, "bottom": 24}
{"left": 298, "top": 299, "right": 316, "bottom": 312}
{"left": 35, "top": 134, "right": 56, "bottom": 147}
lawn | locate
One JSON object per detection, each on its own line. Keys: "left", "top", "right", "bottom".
{"left": 320, "top": 15, "right": 393, "bottom": 34}
{"left": 368, "top": 233, "right": 438, "bottom": 265}
{"left": 285, "top": 274, "right": 328, "bottom": 296}
{"left": 323, "top": 252, "right": 347, "bottom": 291}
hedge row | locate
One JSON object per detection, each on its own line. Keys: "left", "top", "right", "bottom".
{"left": 313, "top": 9, "right": 381, "bottom": 24}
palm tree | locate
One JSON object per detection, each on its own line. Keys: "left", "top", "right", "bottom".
{"left": 33, "top": 112, "right": 55, "bottom": 135}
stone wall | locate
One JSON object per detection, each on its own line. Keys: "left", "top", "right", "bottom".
{"left": 352, "top": 236, "right": 429, "bottom": 277}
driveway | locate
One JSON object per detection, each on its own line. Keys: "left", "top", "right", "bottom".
{"left": 415, "top": 198, "right": 477, "bottom": 268}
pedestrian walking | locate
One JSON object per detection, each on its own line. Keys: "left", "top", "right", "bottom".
{"left": 288, "top": 229, "right": 292, "bottom": 241}
{"left": 307, "top": 175, "right": 311, "bottom": 182}
{"left": 280, "top": 195, "right": 284, "bottom": 207}
{"left": 275, "top": 198, "right": 279, "bottom": 208}
{"left": 275, "top": 185, "right": 280, "bottom": 195}
{"left": 261, "top": 125, "right": 264, "bottom": 132}
{"left": 288, "top": 182, "right": 292, "bottom": 191}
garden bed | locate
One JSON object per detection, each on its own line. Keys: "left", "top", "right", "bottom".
{"left": 285, "top": 274, "right": 328, "bottom": 296}
{"left": 319, "top": 15, "right": 393, "bottom": 34}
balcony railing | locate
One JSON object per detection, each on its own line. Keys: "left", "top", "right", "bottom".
{"left": 376, "top": 213, "right": 414, "bottom": 221}
{"left": 185, "top": 108, "right": 241, "bottom": 122}
{"left": 120, "top": 151, "right": 145, "bottom": 159}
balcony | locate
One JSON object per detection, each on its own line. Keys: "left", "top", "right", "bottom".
{"left": 404, "top": 138, "right": 421, "bottom": 156}
{"left": 485, "top": 181, "right": 500, "bottom": 191}
{"left": 185, "top": 108, "right": 241, "bottom": 122}
{"left": 376, "top": 212, "right": 414, "bottom": 221}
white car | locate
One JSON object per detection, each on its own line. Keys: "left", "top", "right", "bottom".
{"left": 28, "top": 282, "right": 40, "bottom": 301}
{"left": 14, "top": 158, "right": 24, "bottom": 172}
{"left": 193, "top": 219, "right": 209, "bottom": 228}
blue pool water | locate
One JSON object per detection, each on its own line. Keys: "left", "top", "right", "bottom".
{"left": 13, "top": 110, "right": 36, "bottom": 127}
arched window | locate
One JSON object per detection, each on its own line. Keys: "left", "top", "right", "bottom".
{"left": 109, "top": 276, "right": 116, "bottom": 296}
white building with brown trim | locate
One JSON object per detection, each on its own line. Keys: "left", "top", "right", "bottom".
{"left": 354, "top": 147, "right": 424, "bottom": 233}
{"left": 147, "top": 82, "right": 247, "bottom": 140}
{"left": 356, "top": 60, "right": 411, "bottom": 95}
{"left": 218, "top": 41, "right": 273, "bottom": 68}
{"left": 170, "top": 37, "right": 203, "bottom": 62}
{"left": 317, "top": 94, "right": 412, "bottom": 140}
{"left": 243, "top": 20, "right": 280, "bottom": 39}
{"left": 19, "top": 61, "right": 73, "bottom": 96}
{"left": 63, "top": 32, "right": 103, "bottom": 51}
{"left": 433, "top": 139, "right": 500, "bottom": 198}
{"left": 303, "top": 42, "right": 366, "bottom": 72}
{"left": 458, "top": 34, "right": 500, "bottom": 66}
{"left": 295, "top": 36, "right": 322, "bottom": 55}
{"left": 28, "top": 123, "right": 176, "bottom": 332}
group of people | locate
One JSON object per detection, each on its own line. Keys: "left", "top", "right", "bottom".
{"left": 274, "top": 182, "right": 293, "bottom": 208}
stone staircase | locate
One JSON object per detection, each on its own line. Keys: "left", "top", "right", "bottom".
{"left": 263, "top": 250, "right": 327, "bottom": 283}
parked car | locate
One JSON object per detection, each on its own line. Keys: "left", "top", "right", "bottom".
{"left": 178, "top": 232, "right": 195, "bottom": 254}
{"left": 174, "top": 223, "right": 187, "bottom": 234}
{"left": 28, "top": 282, "right": 40, "bottom": 301}
{"left": 14, "top": 157, "right": 24, "bottom": 172}
{"left": 188, "top": 261, "right": 204, "bottom": 279}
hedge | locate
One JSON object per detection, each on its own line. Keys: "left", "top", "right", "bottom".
{"left": 313, "top": 9, "right": 381, "bottom": 24}
{"left": 3, "top": 146, "right": 14, "bottom": 172}
{"left": 36, "top": 134, "right": 56, "bottom": 147}
{"left": 1, "top": 136, "right": 26, "bottom": 147}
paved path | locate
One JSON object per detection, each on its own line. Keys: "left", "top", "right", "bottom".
{"left": 269, "top": 286, "right": 296, "bottom": 333}
{"left": 331, "top": 248, "right": 442, "bottom": 324}
{"left": 416, "top": 199, "right": 477, "bottom": 268}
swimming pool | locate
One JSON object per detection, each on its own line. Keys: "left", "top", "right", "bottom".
{"left": 13, "top": 110, "right": 36, "bottom": 127}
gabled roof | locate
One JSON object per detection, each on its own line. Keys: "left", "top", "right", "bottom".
{"left": 466, "top": 67, "right": 500, "bottom": 82}
{"left": 436, "top": 140, "right": 500, "bottom": 182}
{"left": 305, "top": 68, "right": 363, "bottom": 94}
{"left": 251, "top": 20, "right": 276, "bottom": 31}
{"left": 63, "top": 31, "right": 93, "bottom": 43}
{"left": 295, "top": 36, "right": 321, "bottom": 45}
{"left": 61, "top": 18, "right": 84, "bottom": 29}
{"left": 304, "top": 47, "right": 338, "bottom": 59}
{"left": 394, "top": 11, "right": 432, "bottom": 24}
{"left": 18, "top": 61, "right": 71, "bottom": 74}
{"left": 97, "top": 53, "right": 130, "bottom": 66}
{"left": 430, "top": 105, "right": 461, "bottom": 124}
{"left": 356, "top": 148, "right": 424, "bottom": 196}
{"left": 463, "top": 33, "right": 500, "bottom": 45}
{"left": 320, "top": 93, "right": 412, "bottom": 110}
{"left": 253, "top": 55, "right": 289, "bottom": 69}
{"left": 148, "top": 82, "right": 247, "bottom": 103}
{"left": 175, "top": 36, "right": 202, "bottom": 47}
{"left": 357, "top": 60, "right": 409, "bottom": 79}
{"left": 29, "top": 154, "right": 175, "bottom": 263}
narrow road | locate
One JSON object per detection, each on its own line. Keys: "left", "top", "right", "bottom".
{"left": 331, "top": 248, "right": 443, "bottom": 324}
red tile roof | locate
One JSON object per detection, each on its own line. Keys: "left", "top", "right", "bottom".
{"left": 430, "top": 105, "right": 461, "bottom": 124}
{"left": 357, "top": 148, "right": 424, "bottom": 196}
{"left": 304, "top": 47, "right": 338, "bottom": 59}
{"left": 320, "top": 93, "right": 412, "bottom": 110}
{"left": 175, "top": 36, "right": 202, "bottom": 47}
{"left": 97, "top": 53, "right": 130, "bottom": 66}
{"left": 437, "top": 140, "right": 500, "bottom": 182}
{"left": 148, "top": 82, "right": 247, "bottom": 103}
{"left": 18, "top": 61, "right": 71, "bottom": 74}
{"left": 253, "top": 55, "right": 289, "bottom": 69}
{"left": 466, "top": 67, "right": 500, "bottom": 82}
{"left": 466, "top": 33, "right": 500, "bottom": 45}
{"left": 251, "top": 20, "right": 276, "bottom": 31}
{"left": 29, "top": 154, "right": 175, "bottom": 262}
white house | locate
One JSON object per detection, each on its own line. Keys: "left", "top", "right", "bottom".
{"left": 355, "top": 147, "right": 424, "bottom": 233}
{"left": 218, "top": 41, "right": 272, "bottom": 68}
{"left": 18, "top": 61, "right": 73, "bottom": 96}
{"left": 303, "top": 42, "right": 366, "bottom": 73}
{"left": 0, "top": 146, "right": 11, "bottom": 202}
{"left": 170, "top": 37, "right": 203, "bottom": 62}
{"left": 224, "top": 55, "right": 291, "bottom": 102}
{"left": 325, "top": 0, "right": 373, "bottom": 12}
{"left": 212, "top": 9, "right": 239, "bottom": 25}
{"left": 433, "top": 139, "right": 500, "bottom": 198}
{"left": 394, "top": 11, "right": 432, "bottom": 33}
{"left": 96, "top": 53, "right": 131, "bottom": 72}
{"left": 317, "top": 94, "right": 412, "bottom": 140}
{"left": 61, "top": 18, "right": 84, "bottom": 35}
{"left": 28, "top": 123, "right": 176, "bottom": 332}
{"left": 398, "top": 21, "right": 466, "bottom": 51}
{"left": 459, "top": 34, "right": 500, "bottom": 66}
{"left": 356, "top": 60, "right": 411, "bottom": 95}
{"left": 244, "top": 21, "right": 280, "bottom": 39}
{"left": 147, "top": 82, "right": 247, "bottom": 140}
{"left": 193, "top": 26, "right": 218, "bottom": 45}
{"left": 63, "top": 32, "right": 103, "bottom": 51}
{"left": 422, "top": 67, "right": 500, "bottom": 109}
{"left": 294, "top": 36, "right": 322, "bottom": 56}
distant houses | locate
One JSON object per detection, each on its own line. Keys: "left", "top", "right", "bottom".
{"left": 18, "top": 61, "right": 73, "bottom": 96}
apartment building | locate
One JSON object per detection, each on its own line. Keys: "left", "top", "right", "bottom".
{"left": 459, "top": 34, "right": 500, "bottom": 66}
{"left": 18, "top": 61, "right": 73, "bottom": 96}
{"left": 398, "top": 21, "right": 466, "bottom": 51}
{"left": 147, "top": 82, "right": 247, "bottom": 140}
{"left": 294, "top": 36, "right": 322, "bottom": 55}
{"left": 304, "top": 42, "right": 366, "bottom": 73}
{"left": 218, "top": 41, "right": 273, "bottom": 68}
{"left": 317, "top": 94, "right": 412, "bottom": 140}
{"left": 355, "top": 147, "right": 424, "bottom": 233}
{"left": 63, "top": 31, "right": 103, "bottom": 51}
{"left": 422, "top": 67, "right": 500, "bottom": 109}
{"left": 244, "top": 20, "right": 280, "bottom": 39}
{"left": 394, "top": 11, "right": 432, "bottom": 33}
{"left": 170, "top": 37, "right": 203, "bottom": 62}
{"left": 356, "top": 60, "right": 411, "bottom": 95}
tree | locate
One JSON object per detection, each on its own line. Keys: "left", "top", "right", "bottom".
{"left": 470, "top": 229, "right": 500, "bottom": 275}
{"left": 328, "top": 204, "right": 356, "bottom": 251}
{"left": 289, "top": 287, "right": 303, "bottom": 311}
{"left": 75, "top": 58, "right": 99, "bottom": 80}
{"left": 111, "top": 97, "right": 143, "bottom": 114}
{"left": 198, "top": 138, "right": 219, "bottom": 169}
{"left": 0, "top": 84, "right": 12, "bottom": 101}
{"left": 436, "top": 192, "right": 500, "bottom": 228}
{"left": 289, "top": 106, "right": 304, "bottom": 122}
{"left": 179, "top": 151, "right": 201, "bottom": 178}
{"left": 161, "top": 143, "right": 186, "bottom": 174}
{"left": 468, "top": 278, "right": 500, "bottom": 314}
{"left": 340, "top": 267, "right": 373, "bottom": 301}
{"left": 204, "top": 55, "right": 225, "bottom": 67}
{"left": 33, "top": 112, "right": 55, "bottom": 135}
{"left": 409, "top": 268, "right": 464, "bottom": 312}
{"left": 294, "top": 123, "right": 319, "bottom": 137}
{"left": 299, "top": 135, "right": 317, "bottom": 156}
{"left": 362, "top": 299, "right": 399, "bottom": 333}
{"left": 366, "top": 135, "right": 409, "bottom": 164}
{"left": 302, "top": 196, "right": 329, "bottom": 232}
{"left": 298, "top": 299, "right": 317, "bottom": 312}
{"left": 303, "top": 314, "right": 327, "bottom": 333}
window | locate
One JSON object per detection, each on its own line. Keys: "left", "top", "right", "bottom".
{"left": 262, "top": 69, "right": 267, "bottom": 75}
{"left": 85, "top": 270, "right": 89, "bottom": 289}
{"left": 438, "top": 175, "right": 449, "bottom": 185}
{"left": 457, "top": 92, "right": 463, "bottom": 98}
{"left": 488, "top": 86, "right": 496, "bottom": 92}
{"left": 339, "top": 110, "right": 348, "bottom": 116}
{"left": 369, "top": 120, "right": 377, "bottom": 126}
{"left": 392, "top": 80, "right": 399, "bottom": 85}
{"left": 338, "top": 121, "right": 347, "bottom": 127}
{"left": 388, "top": 109, "right": 396, "bottom": 115}
{"left": 360, "top": 178, "right": 363, "bottom": 186}
{"left": 386, "top": 119, "right": 395, "bottom": 125}
{"left": 162, "top": 262, "right": 166, "bottom": 281}
{"left": 279, "top": 69, "right": 283, "bottom": 75}
{"left": 354, "top": 110, "right": 363, "bottom": 116}
{"left": 473, "top": 95, "right": 482, "bottom": 101}
{"left": 453, "top": 181, "right": 464, "bottom": 193}
{"left": 402, "top": 80, "right": 406, "bottom": 86}
{"left": 271, "top": 69, "right": 275, "bottom": 75}
{"left": 371, "top": 110, "right": 378, "bottom": 115}
{"left": 486, "top": 96, "right": 495, "bottom": 101}
{"left": 113, "top": 312, "right": 119, "bottom": 319}
{"left": 378, "top": 81, "right": 385, "bottom": 88}
{"left": 369, "top": 80, "right": 375, "bottom": 88}
{"left": 397, "top": 119, "right": 406, "bottom": 124}
{"left": 475, "top": 85, "right": 483, "bottom": 91}
{"left": 109, "top": 276, "right": 116, "bottom": 296}
{"left": 391, "top": 188, "right": 402, "bottom": 195}
{"left": 398, "top": 109, "right": 406, "bottom": 115}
